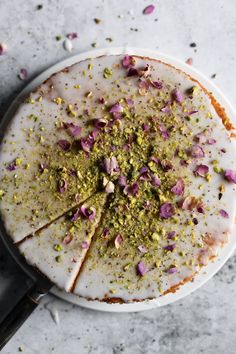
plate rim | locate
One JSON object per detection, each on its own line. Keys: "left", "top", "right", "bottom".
{"left": 3, "top": 46, "right": 236, "bottom": 312}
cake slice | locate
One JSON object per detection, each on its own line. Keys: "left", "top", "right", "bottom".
{"left": 19, "top": 192, "right": 106, "bottom": 291}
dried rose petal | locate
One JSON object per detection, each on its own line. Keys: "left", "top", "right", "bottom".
{"left": 161, "top": 160, "right": 173, "bottom": 171}
{"left": 66, "top": 32, "right": 78, "bottom": 40}
{"left": 167, "top": 231, "right": 176, "bottom": 239}
{"left": 127, "top": 67, "right": 139, "bottom": 76}
{"left": 71, "top": 209, "right": 80, "bottom": 222}
{"left": 195, "top": 131, "right": 208, "bottom": 144}
{"left": 122, "top": 55, "right": 135, "bottom": 68}
{"left": 6, "top": 160, "right": 17, "bottom": 171}
{"left": 166, "top": 266, "right": 178, "bottom": 274}
{"left": 207, "top": 138, "right": 216, "bottom": 145}
{"left": 194, "top": 164, "right": 209, "bottom": 177}
{"left": 164, "top": 244, "right": 176, "bottom": 252}
{"left": 219, "top": 209, "right": 229, "bottom": 218}
{"left": 126, "top": 98, "right": 134, "bottom": 106}
{"left": 150, "top": 80, "right": 163, "bottom": 89}
{"left": 0, "top": 42, "right": 7, "bottom": 55}
{"left": 159, "top": 124, "right": 170, "bottom": 140}
{"left": 182, "top": 196, "right": 201, "bottom": 211}
{"left": 92, "top": 118, "right": 107, "bottom": 129}
{"left": 114, "top": 234, "right": 124, "bottom": 249}
{"left": 172, "top": 88, "right": 184, "bottom": 103}
{"left": 142, "top": 123, "right": 150, "bottom": 132}
{"left": 18, "top": 68, "right": 28, "bottom": 80}
{"left": 80, "top": 205, "right": 96, "bottom": 221}
{"left": 224, "top": 169, "right": 236, "bottom": 184}
{"left": 151, "top": 174, "right": 161, "bottom": 187}
{"left": 150, "top": 156, "right": 159, "bottom": 164}
{"left": 143, "top": 5, "right": 155, "bottom": 15}
{"left": 58, "top": 139, "right": 71, "bottom": 151}
{"left": 58, "top": 179, "right": 68, "bottom": 193}
{"left": 161, "top": 105, "right": 171, "bottom": 114}
{"left": 118, "top": 175, "right": 127, "bottom": 187}
{"left": 189, "top": 145, "right": 205, "bottom": 158}
{"left": 171, "top": 179, "right": 185, "bottom": 196}
{"left": 138, "top": 245, "right": 148, "bottom": 253}
{"left": 159, "top": 203, "right": 175, "bottom": 218}
{"left": 109, "top": 103, "right": 123, "bottom": 114}
{"left": 66, "top": 123, "right": 82, "bottom": 137}
{"left": 137, "top": 261, "right": 147, "bottom": 276}
{"left": 186, "top": 57, "right": 193, "bottom": 65}
{"left": 62, "top": 234, "right": 73, "bottom": 245}
{"left": 81, "top": 241, "right": 89, "bottom": 249}
{"left": 80, "top": 135, "right": 94, "bottom": 153}
{"left": 102, "top": 227, "right": 110, "bottom": 238}
{"left": 124, "top": 182, "right": 139, "bottom": 197}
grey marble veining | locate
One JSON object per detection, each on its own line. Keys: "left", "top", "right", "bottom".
{"left": 0, "top": 0, "right": 236, "bottom": 353}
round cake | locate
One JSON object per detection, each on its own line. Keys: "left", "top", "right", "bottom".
{"left": 0, "top": 54, "right": 236, "bottom": 302}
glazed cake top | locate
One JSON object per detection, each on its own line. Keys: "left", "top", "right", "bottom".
{"left": 0, "top": 54, "right": 236, "bottom": 301}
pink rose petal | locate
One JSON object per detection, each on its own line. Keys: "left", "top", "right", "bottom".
{"left": 18, "top": 68, "right": 28, "bottom": 80}
{"left": 171, "top": 179, "right": 185, "bottom": 196}
{"left": 159, "top": 203, "right": 175, "bottom": 218}
{"left": 81, "top": 241, "right": 89, "bottom": 249}
{"left": 219, "top": 209, "right": 229, "bottom": 218}
{"left": 189, "top": 145, "right": 205, "bottom": 158}
{"left": 224, "top": 169, "right": 236, "bottom": 184}
{"left": 143, "top": 4, "right": 155, "bottom": 15}
{"left": 114, "top": 234, "right": 124, "bottom": 249}
{"left": 0, "top": 42, "right": 7, "bottom": 55}
{"left": 66, "top": 32, "right": 78, "bottom": 40}
{"left": 138, "top": 245, "right": 148, "bottom": 253}
{"left": 172, "top": 88, "right": 184, "bottom": 103}
{"left": 122, "top": 55, "right": 135, "bottom": 68}
{"left": 58, "top": 139, "right": 71, "bottom": 151}
{"left": 80, "top": 205, "right": 96, "bottom": 221}
{"left": 137, "top": 261, "right": 148, "bottom": 276}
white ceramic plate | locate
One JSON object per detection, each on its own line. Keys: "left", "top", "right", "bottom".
{"left": 4, "top": 47, "right": 236, "bottom": 312}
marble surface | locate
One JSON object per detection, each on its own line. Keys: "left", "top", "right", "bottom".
{"left": 0, "top": 0, "right": 236, "bottom": 353}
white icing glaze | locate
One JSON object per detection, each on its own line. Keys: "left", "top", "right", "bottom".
{"left": 0, "top": 54, "right": 236, "bottom": 302}
{"left": 19, "top": 192, "right": 106, "bottom": 291}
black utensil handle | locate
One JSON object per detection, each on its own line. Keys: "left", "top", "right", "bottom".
{"left": 0, "top": 284, "right": 47, "bottom": 350}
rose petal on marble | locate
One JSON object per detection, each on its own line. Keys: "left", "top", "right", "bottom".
{"left": 219, "top": 209, "right": 229, "bottom": 218}
{"left": 18, "top": 68, "right": 28, "bottom": 80}
{"left": 66, "top": 32, "right": 78, "bottom": 40}
{"left": 143, "top": 4, "right": 155, "bottom": 15}
{"left": 0, "top": 42, "right": 7, "bottom": 55}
